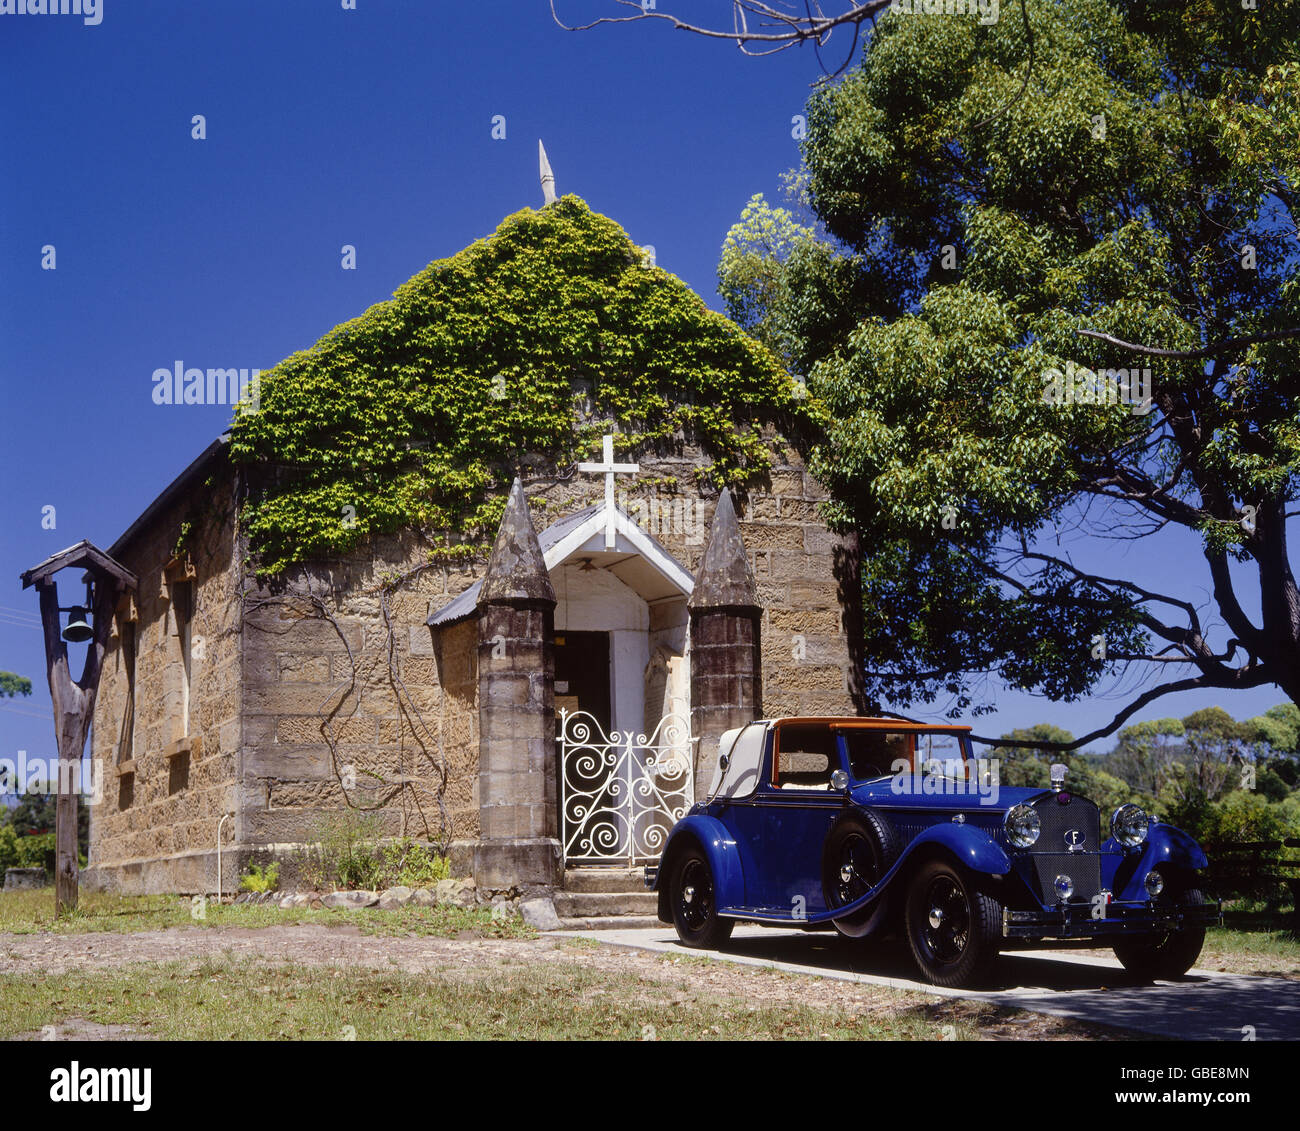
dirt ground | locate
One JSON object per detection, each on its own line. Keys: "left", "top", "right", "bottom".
{"left": 0, "top": 924, "right": 1123, "bottom": 1040}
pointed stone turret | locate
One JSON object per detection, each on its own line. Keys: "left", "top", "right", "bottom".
{"left": 689, "top": 489, "right": 763, "bottom": 798}
{"left": 538, "top": 140, "right": 557, "bottom": 206}
{"left": 475, "top": 478, "right": 560, "bottom": 893}
{"left": 688, "top": 489, "right": 758, "bottom": 613}
{"left": 480, "top": 479, "right": 556, "bottom": 605}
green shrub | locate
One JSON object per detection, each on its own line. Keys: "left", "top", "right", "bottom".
{"left": 1256, "top": 768, "right": 1292, "bottom": 803}
{"left": 239, "top": 861, "right": 281, "bottom": 893}
{"left": 378, "top": 839, "right": 451, "bottom": 889}
{"left": 0, "top": 824, "right": 18, "bottom": 872}
{"left": 298, "top": 810, "right": 385, "bottom": 890}
{"left": 293, "top": 815, "right": 451, "bottom": 892}
{"left": 1202, "top": 790, "right": 1292, "bottom": 849}
{"left": 14, "top": 832, "right": 55, "bottom": 871}
{"left": 333, "top": 817, "right": 383, "bottom": 889}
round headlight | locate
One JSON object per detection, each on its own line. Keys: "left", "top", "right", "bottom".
{"left": 1054, "top": 874, "right": 1074, "bottom": 902}
{"left": 1003, "top": 803, "right": 1041, "bottom": 848}
{"left": 1144, "top": 869, "right": 1164, "bottom": 898}
{"left": 1111, "top": 803, "right": 1149, "bottom": 848}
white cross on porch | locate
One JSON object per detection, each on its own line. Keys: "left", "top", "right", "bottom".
{"left": 578, "top": 433, "right": 639, "bottom": 549}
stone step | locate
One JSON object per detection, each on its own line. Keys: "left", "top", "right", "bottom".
{"left": 562, "top": 868, "right": 649, "bottom": 894}
{"left": 553, "top": 890, "right": 658, "bottom": 918}
{"left": 556, "top": 915, "right": 665, "bottom": 931}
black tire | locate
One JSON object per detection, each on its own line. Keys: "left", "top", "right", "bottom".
{"left": 1112, "top": 888, "right": 1207, "bottom": 981}
{"left": 820, "top": 809, "right": 901, "bottom": 939}
{"left": 904, "top": 858, "right": 1003, "bottom": 988}
{"left": 669, "top": 845, "right": 735, "bottom": 949}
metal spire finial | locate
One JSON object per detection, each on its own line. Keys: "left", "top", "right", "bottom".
{"left": 539, "top": 139, "right": 557, "bottom": 205}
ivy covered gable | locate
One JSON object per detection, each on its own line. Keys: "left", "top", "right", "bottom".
{"left": 229, "top": 196, "right": 818, "bottom": 575}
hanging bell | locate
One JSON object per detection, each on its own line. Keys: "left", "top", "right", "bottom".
{"left": 62, "top": 606, "right": 93, "bottom": 643}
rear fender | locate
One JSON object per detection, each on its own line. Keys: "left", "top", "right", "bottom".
{"left": 654, "top": 816, "right": 745, "bottom": 919}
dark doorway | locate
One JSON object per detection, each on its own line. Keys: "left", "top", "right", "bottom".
{"left": 554, "top": 630, "right": 611, "bottom": 735}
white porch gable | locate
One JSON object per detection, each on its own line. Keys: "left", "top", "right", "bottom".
{"left": 427, "top": 497, "right": 693, "bottom": 627}
{"left": 541, "top": 502, "right": 694, "bottom": 599}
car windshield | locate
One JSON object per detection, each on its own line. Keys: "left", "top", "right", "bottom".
{"left": 842, "top": 728, "right": 970, "bottom": 781}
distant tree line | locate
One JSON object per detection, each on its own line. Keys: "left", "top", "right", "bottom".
{"left": 0, "top": 788, "right": 89, "bottom": 876}
{"left": 991, "top": 703, "right": 1300, "bottom": 891}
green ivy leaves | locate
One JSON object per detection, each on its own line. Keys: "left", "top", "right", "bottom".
{"left": 229, "top": 197, "right": 817, "bottom": 575}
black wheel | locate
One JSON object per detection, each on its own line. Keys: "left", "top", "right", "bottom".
{"left": 820, "top": 809, "right": 900, "bottom": 939}
{"left": 904, "top": 858, "right": 1002, "bottom": 988}
{"left": 669, "top": 845, "right": 734, "bottom": 949}
{"left": 1112, "top": 888, "right": 1207, "bottom": 980}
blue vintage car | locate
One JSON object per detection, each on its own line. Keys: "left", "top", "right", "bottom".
{"left": 649, "top": 716, "right": 1221, "bottom": 987}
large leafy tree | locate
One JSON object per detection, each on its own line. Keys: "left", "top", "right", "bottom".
{"left": 719, "top": 1, "right": 1300, "bottom": 744}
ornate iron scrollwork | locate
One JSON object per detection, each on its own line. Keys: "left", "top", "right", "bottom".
{"left": 559, "top": 699, "right": 693, "bottom": 866}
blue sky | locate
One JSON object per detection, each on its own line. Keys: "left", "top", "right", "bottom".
{"left": 0, "top": 0, "right": 1291, "bottom": 771}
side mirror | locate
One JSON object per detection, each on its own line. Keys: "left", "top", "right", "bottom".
{"left": 830, "top": 769, "right": 849, "bottom": 792}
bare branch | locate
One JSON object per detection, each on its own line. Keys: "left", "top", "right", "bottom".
{"left": 1076, "top": 326, "right": 1300, "bottom": 359}
{"left": 550, "top": 0, "right": 893, "bottom": 54}
{"left": 970, "top": 672, "right": 1268, "bottom": 752}
{"left": 1016, "top": 548, "right": 1203, "bottom": 633}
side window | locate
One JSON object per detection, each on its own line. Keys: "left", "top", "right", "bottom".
{"left": 773, "top": 726, "right": 837, "bottom": 790}
{"left": 843, "top": 730, "right": 914, "bottom": 780}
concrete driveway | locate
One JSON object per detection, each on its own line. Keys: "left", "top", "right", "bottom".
{"left": 562, "top": 924, "right": 1300, "bottom": 1041}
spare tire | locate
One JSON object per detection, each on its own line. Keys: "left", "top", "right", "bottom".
{"left": 821, "top": 808, "right": 901, "bottom": 939}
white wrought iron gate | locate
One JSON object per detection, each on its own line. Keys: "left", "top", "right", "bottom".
{"left": 559, "top": 700, "right": 694, "bottom": 866}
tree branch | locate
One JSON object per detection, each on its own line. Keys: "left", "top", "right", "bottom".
{"left": 1076, "top": 326, "right": 1300, "bottom": 359}
{"left": 970, "top": 672, "right": 1268, "bottom": 751}
{"left": 550, "top": 0, "right": 893, "bottom": 54}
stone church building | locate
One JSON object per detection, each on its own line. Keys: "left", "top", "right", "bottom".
{"left": 85, "top": 162, "right": 866, "bottom": 897}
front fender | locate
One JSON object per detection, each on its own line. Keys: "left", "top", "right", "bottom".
{"left": 1108, "top": 822, "right": 1208, "bottom": 901}
{"left": 901, "top": 822, "right": 1013, "bottom": 875}
{"left": 654, "top": 815, "right": 746, "bottom": 915}
{"left": 1142, "top": 822, "right": 1210, "bottom": 870}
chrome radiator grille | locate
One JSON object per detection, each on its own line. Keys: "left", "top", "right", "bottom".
{"left": 1027, "top": 794, "right": 1102, "bottom": 903}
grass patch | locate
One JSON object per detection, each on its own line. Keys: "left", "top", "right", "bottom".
{"left": 1200, "top": 926, "right": 1300, "bottom": 978}
{"left": 0, "top": 957, "right": 973, "bottom": 1041}
{"left": 658, "top": 952, "right": 719, "bottom": 969}
{"left": 353, "top": 904, "right": 533, "bottom": 939}
{"left": 557, "top": 936, "right": 603, "bottom": 950}
{"left": 0, "top": 890, "right": 533, "bottom": 940}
